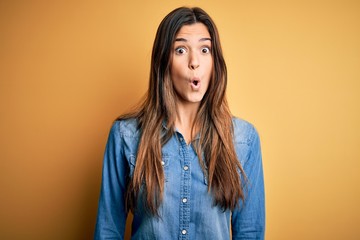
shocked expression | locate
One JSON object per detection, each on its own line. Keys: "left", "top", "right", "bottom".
{"left": 170, "top": 23, "right": 213, "bottom": 106}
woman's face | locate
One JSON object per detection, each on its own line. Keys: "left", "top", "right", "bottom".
{"left": 170, "top": 23, "right": 213, "bottom": 106}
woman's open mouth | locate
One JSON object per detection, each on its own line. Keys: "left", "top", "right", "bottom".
{"left": 190, "top": 79, "right": 201, "bottom": 90}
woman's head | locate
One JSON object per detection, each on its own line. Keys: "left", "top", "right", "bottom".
{"left": 148, "top": 7, "right": 227, "bottom": 117}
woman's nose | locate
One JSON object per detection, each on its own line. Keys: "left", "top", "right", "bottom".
{"left": 189, "top": 52, "right": 200, "bottom": 70}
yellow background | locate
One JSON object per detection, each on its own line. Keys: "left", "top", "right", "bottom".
{"left": 1, "top": 0, "right": 359, "bottom": 239}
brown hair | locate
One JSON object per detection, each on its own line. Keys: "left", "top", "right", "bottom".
{"left": 120, "top": 7, "right": 246, "bottom": 216}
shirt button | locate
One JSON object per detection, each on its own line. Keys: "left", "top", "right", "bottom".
{"left": 161, "top": 161, "right": 165, "bottom": 166}
{"left": 183, "top": 165, "right": 189, "bottom": 171}
{"left": 181, "top": 229, "right": 187, "bottom": 235}
{"left": 182, "top": 198, "right": 187, "bottom": 203}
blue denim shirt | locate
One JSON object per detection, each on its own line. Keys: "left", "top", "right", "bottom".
{"left": 94, "top": 117, "right": 265, "bottom": 240}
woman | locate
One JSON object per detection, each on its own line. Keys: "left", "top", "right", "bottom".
{"left": 95, "top": 7, "right": 265, "bottom": 240}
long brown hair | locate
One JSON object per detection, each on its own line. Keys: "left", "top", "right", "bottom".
{"left": 120, "top": 7, "right": 246, "bottom": 216}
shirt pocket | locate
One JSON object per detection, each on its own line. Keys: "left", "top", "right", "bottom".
{"left": 235, "top": 141, "right": 251, "bottom": 167}
{"left": 128, "top": 154, "right": 170, "bottom": 182}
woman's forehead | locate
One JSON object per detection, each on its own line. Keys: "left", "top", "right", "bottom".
{"left": 175, "top": 23, "right": 210, "bottom": 39}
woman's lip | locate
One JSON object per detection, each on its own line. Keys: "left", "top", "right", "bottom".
{"left": 190, "top": 77, "right": 201, "bottom": 84}
{"left": 191, "top": 77, "right": 200, "bottom": 82}
{"left": 190, "top": 78, "right": 201, "bottom": 90}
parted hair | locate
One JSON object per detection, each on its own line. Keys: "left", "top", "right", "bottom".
{"left": 119, "top": 6, "right": 246, "bottom": 216}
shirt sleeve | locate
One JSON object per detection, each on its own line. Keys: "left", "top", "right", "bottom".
{"left": 94, "top": 121, "right": 128, "bottom": 240}
{"left": 231, "top": 126, "right": 265, "bottom": 240}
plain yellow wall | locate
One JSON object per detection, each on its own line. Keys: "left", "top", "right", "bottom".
{"left": 1, "top": 0, "right": 359, "bottom": 239}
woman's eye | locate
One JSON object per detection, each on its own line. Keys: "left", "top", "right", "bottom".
{"left": 175, "top": 47, "right": 187, "bottom": 54}
{"left": 201, "top": 47, "right": 210, "bottom": 54}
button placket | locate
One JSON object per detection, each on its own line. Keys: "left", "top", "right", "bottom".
{"left": 178, "top": 133, "right": 191, "bottom": 240}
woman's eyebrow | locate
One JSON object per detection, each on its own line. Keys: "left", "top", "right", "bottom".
{"left": 200, "top": 37, "right": 211, "bottom": 42}
{"left": 174, "top": 37, "right": 212, "bottom": 42}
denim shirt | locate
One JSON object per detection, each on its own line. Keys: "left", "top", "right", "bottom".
{"left": 94, "top": 117, "right": 265, "bottom": 240}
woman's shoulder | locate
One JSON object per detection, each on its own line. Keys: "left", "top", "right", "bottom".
{"left": 232, "top": 117, "right": 260, "bottom": 146}
{"left": 111, "top": 117, "right": 141, "bottom": 138}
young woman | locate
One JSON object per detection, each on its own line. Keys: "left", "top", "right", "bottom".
{"left": 95, "top": 7, "right": 265, "bottom": 240}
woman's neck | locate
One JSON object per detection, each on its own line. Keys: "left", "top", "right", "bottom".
{"left": 174, "top": 102, "right": 200, "bottom": 144}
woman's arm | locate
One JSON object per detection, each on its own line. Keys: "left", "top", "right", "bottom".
{"left": 94, "top": 122, "right": 129, "bottom": 240}
{"left": 231, "top": 127, "right": 265, "bottom": 240}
